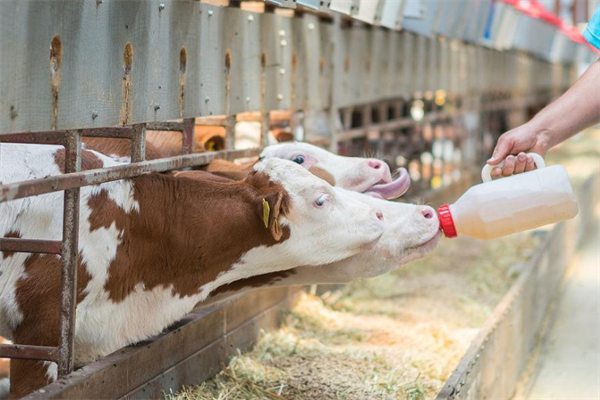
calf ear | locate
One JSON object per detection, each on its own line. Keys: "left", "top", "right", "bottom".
{"left": 257, "top": 191, "right": 286, "bottom": 241}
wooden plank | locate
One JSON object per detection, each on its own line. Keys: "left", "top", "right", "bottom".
{"left": 262, "top": 13, "right": 293, "bottom": 111}
{"left": 291, "top": 17, "right": 308, "bottom": 110}
{"left": 401, "top": 31, "right": 415, "bottom": 98}
{"left": 366, "top": 29, "right": 385, "bottom": 103}
{"left": 303, "top": 14, "right": 324, "bottom": 110}
{"left": 0, "top": 1, "right": 64, "bottom": 134}
{"left": 24, "top": 307, "right": 226, "bottom": 400}
{"left": 347, "top": 27, "right": 368, "bottom": 104}
{"left": 224, "top": 297, "right": 288, "bottom": 358}
{"left": 224, "top": 8, "right": 262, "bottom": 114}
{"left": 123, "top": 338, "right": 227, "bottom": 400}
{"left": 27, "top": 286, "right": 298, "bottom": 400}
{"left": 318, "top": 21, "right": 334, "bottom": 111}
{"left": 381, "top": 31, "right": 399, "bottom": 100}
{"left": 334, "top": 26, "right": 353, "bottom": 108}
{"left": 223, "top": 287, "right": 290, "bottom": 333}
{"left": 124, "top": 295, "right": 294, "bottom": 399}
{"left": 414, "top": 34, "right": 427, "bottom": 96}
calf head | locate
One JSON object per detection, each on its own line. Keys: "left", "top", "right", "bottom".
{"left": 181, "top": 158, "right": 385, "bottom": 297}
{"left": 259, "top": 142, "right": 411, "bottom": 199}
{"left": 253, "top": 158, "right": 385, "bottom": 264}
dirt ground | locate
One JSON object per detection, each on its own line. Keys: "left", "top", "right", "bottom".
{"left": 168, "top": 129, "right": 598, "bottom": 400}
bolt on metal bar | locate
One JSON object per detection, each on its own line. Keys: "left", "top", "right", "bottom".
{"left": 0, "top": 344, "right": 59, "bottom": 362}
{"left": 0, "top": 238, "right": 62, "bottom": 255}
{"left": 0, "top": 148, "right": 260, "bottom": 203}
{"left": 57, "top": 130, "right": 81, "bottom": 378}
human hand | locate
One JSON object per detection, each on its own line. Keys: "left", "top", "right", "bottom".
{"left": 486, "top": 123, "right": 549, "bottom": 179}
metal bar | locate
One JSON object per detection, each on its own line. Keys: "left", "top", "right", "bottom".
{"left": 1, "top": 127, "right": 138, "bottom": 142}
{"left": 0, "top": 344, "right": 59, "bottom": 362}
{"left": 1, "top": 131, "right": 71, "bottom": 146}
{"left": 0, "top": 148, "right": 260, "bottom": 203}
{"left": 57, "top": 131, "right": 81, "bottom": 378}
{"left": 129, "top": 124, "right": 146, "bottom": 163}
{"left": 0, "top": 238, "right": 62, "bottom": 254}
{"left": 224, "top": 115, "right": 237, "bottom": 150}
{"left": 181, "top": 119, "right": 196, "bottom": 155}
{"left": 79, "top": 127, "right": 138, "bottom": 139}
{"left": 146, "top": 121, "right": 185, "bottom": 132}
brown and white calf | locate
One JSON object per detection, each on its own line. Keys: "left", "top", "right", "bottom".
{"left": 0, "top": 143, "right": 384, "bottom": 397}
{"left": 203, "top": 181, "right": 441, "bottom": 306}
{"left": 209, "top": 142, "right": 412, "bottom": 200}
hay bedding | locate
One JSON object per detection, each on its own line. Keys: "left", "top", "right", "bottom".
{"left": 169, "top": 234, "right": 540, "bottom": 400}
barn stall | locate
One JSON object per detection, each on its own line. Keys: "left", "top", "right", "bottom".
{"left": 0, "top": 0, "right": 598, "bottom": 399}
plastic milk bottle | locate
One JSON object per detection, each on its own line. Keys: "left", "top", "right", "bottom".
{"left": 438, "top": 153, "right": 578, "bottom": 240}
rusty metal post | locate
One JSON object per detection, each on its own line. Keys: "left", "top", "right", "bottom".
{"left": 181, "top": 119, "right": 196, "bottom": 155}
{"left": 224, "top": 115, "right": 236, "bottom": 150}
{"left": 57, "top": 130, "right": 81, "bottom": 378}
{"left": 130, "top": 124, "right": 147, "bottom": 162}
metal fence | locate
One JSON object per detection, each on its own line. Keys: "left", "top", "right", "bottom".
{"left": 0, "top": 0, "right": 592, "bottom": 395}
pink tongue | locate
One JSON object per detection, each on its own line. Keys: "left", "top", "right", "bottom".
{"left": 365, "top": 168, "right": 411, "bottom": 200}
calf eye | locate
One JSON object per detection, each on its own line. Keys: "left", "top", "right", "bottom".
{"left": 292, "top": 155, "right": 305, "bottom": 165}
{"left": 314, "top": 195, "right": 328, "bottom": 207}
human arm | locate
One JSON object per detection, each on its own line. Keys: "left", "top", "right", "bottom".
{"left": 487, "top": 58, "right": 600, "bottom": 177}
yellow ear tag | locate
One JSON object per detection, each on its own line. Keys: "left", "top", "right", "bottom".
{"left": 262, "top": 198, "right": 270, "bottom": 229}
{"left": 207, "top": 141, "right": 215, "bottom": 152}
{"left": 274, "top": 219, "right": 280, "bottom": 236}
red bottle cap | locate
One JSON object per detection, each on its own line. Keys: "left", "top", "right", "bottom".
{"left": 438, "top": 204, "right": 457, "bottom": 238}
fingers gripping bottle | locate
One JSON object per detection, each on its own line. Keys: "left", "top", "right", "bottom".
{"left": 438, "top": 153, "right": 579, "bottom": 240}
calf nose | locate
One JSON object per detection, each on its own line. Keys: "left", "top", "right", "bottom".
{"left": 376, "top": 211, "right": 384, "bottom": 221}
{"left": 368, "top": 160, "right": 382, "bottom": 170}
{"left": 366, "top": 159, "right": 392, "bottom": 183}
{"left": 420, "top": 206, "right": 435, "bottom": 220}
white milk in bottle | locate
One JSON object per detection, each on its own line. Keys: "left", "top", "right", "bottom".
{"left": 438, "top": 153, "right": 578, "bottom": 240}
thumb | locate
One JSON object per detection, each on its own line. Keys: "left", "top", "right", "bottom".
{"left": 487, "top": 136, "right": 513, "bottom": 165}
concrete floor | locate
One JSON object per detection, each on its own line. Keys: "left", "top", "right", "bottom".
{"left": 524, "top": 227, "right": 600, "bottom": 400}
